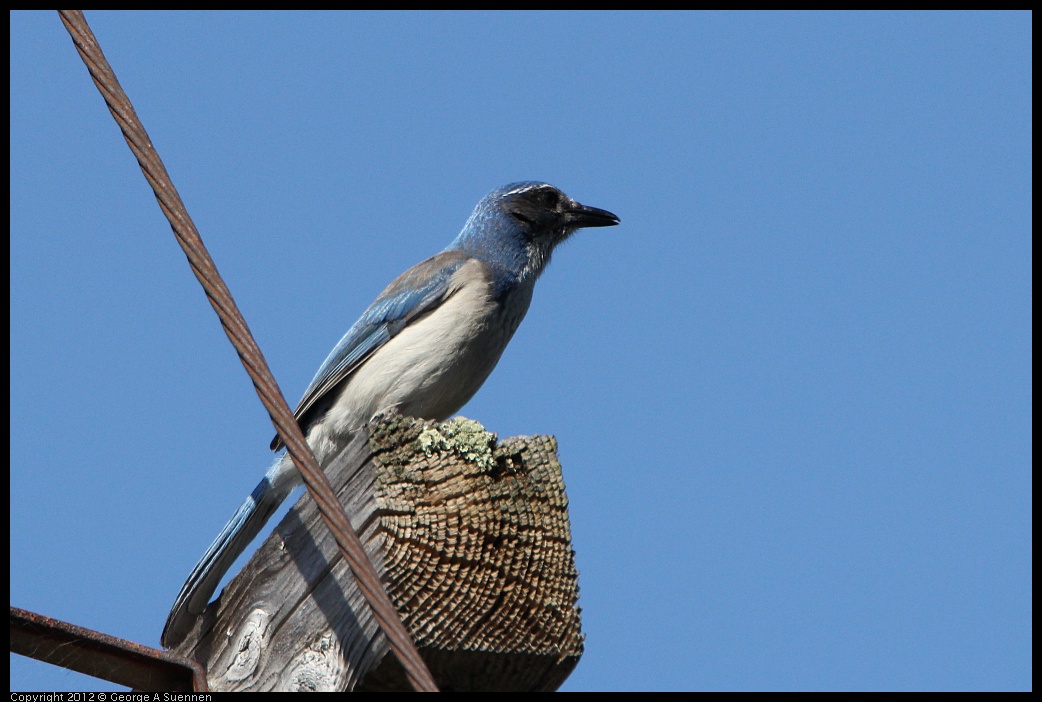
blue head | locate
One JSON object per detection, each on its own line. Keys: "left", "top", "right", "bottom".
{"left": 449, "top": 182, "right": 619, "bottom": 282}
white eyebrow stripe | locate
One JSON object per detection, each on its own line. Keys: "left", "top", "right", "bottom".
{"left": 501, "top": 183, "right": 548, "bottom": 197}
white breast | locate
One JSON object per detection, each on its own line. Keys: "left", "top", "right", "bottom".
{"left": 306, "top": 259, "right": 533, "bottom": 463}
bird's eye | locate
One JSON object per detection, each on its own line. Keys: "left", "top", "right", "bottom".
{"left": 535, "top": 190, "right": 559, "bottom": 208}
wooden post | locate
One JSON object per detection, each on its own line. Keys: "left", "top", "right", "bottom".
{"left": 168, "top": 415, "right": 583, "bottom": 692}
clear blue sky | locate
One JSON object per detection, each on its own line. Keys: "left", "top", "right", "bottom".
{"left": 10, "top": 11, "right": 1031, "bottom": 692}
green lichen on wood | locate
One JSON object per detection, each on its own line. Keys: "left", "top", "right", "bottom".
{"left": 416, "top": 417, "right": 498, "bottom": 472}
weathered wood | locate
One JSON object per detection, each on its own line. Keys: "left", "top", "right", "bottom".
{"left": 169, "top": 415, "right": 583, "bottom": 691}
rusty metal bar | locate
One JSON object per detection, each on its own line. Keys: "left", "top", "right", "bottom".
{"left": 10, "top": 606, "right": 208, "bottom": 692}
{"left": 54, "top": 10, "right": 437, "bottom": 692}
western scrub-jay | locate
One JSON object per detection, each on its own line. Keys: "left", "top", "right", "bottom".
{"left": 161, "top": 181, "right": 619, "bottom": 647}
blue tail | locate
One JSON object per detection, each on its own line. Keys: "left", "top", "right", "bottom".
{"left": 162, "top": 458, "right": 298, "bottom": 648}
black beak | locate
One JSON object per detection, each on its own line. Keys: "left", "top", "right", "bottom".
{"left": 565, "top": 201, "right": 621, "bottom": 229}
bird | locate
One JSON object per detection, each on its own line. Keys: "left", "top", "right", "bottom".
{"left": 161, "top": 181, "right": 619, "bottom": 647}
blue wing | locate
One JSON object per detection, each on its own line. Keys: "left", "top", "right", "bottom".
{"left": 270, "top": 249, "right": 474, "bottom": 450}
